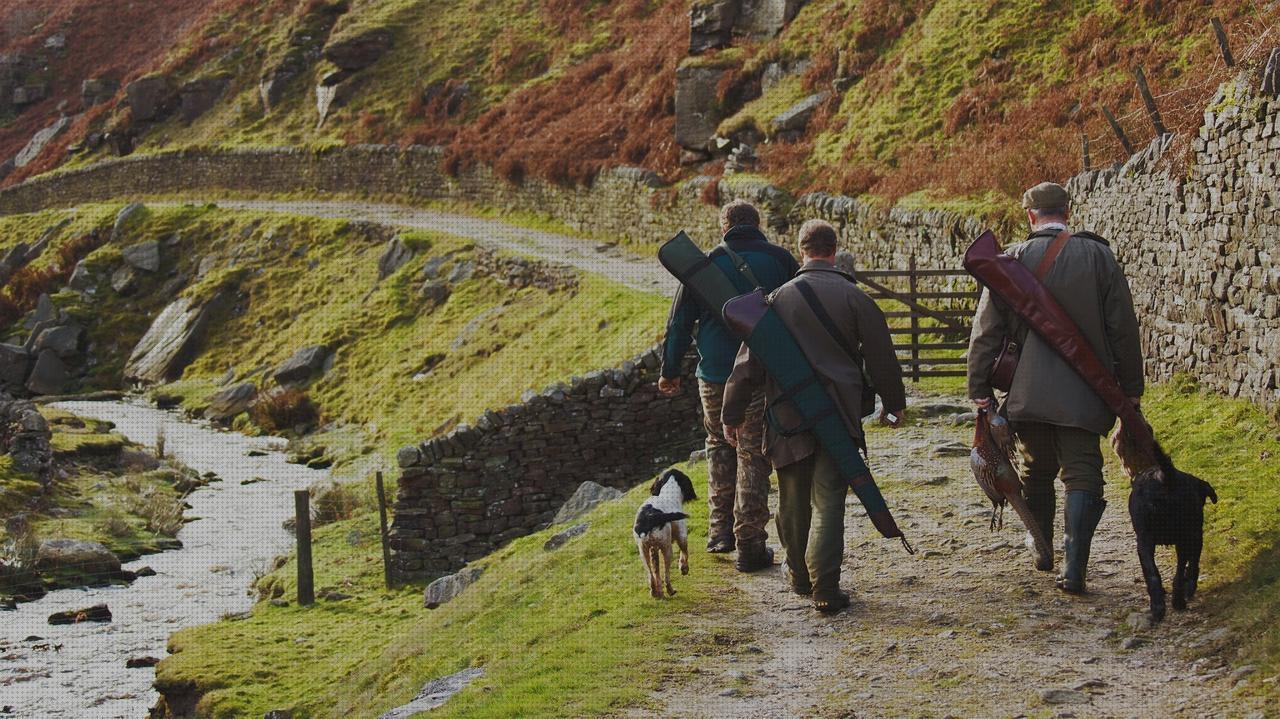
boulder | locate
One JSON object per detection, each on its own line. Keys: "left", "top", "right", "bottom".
{"left": 125, "top": 656, "right": 160, "bottom": 668}
{"left": 552, "top": 481, "right": 623, "bottom": 524}
{"left": 179, "top": 75, "right": 229, "bottom": 124}
{"left": 423, "top": 565, "right": 483, "bottom": 609}
{"left": 111, "top": 265, "right": 138, "bottom": 295}
{"left": 322, "top": 28, "right": 393, "bottom": 70}
{"left": 35, "top": 539, "right": 121, "bottom": 579}
{"left": 205, "top": 381, "right": 257, "bottom": 421}
{"left": 81, "top": 77, "right": 119, "bottom": 106}
{"left": 259, "top": 66, "right": 300, "bottom": 110}
{"left": 125, "top": 75, "right": 177, "bottom": 122}
{"left": 33, "top": 325, "right": 82, "bottom": 359}
{"left": 675, "top": 64, "right": 729, "bottom": 150}
{"left": 124, "top": 293, "right": 228, "bottom": 383}
{"left": 377, "top": 236, "right": 415, "bottom": 279}
{"left": 544, "top": 523, "right": 589, "bottom": 551}
{"left": 273, "top": 345, "right": 329, "bottom": 386}
{"left": 418, "top": 280, "right": 451, "bottom": 308}
{"left": 14, "top": 115, "right": 71, "bottom": 168}
{"left": 122, "top": 240, "right": 161, "bottom": 272}
{"left": 771, "top": 92, "right": 828, "bottom": 135}
{"left": 25, "top": 349, "right": 69, "bottom": 395}
{"left": 736, "top": 0, "right": 804, "bottom": 37}
{"left": 315, "top": 70, "right": 355, "bottom": 126}
{"left": 26, "top": 293, "right": 58, "bottom": 328}
{"left": 0, "top": 343, "right": 32, "bottom": 392}
{"left": 112, "top": 202, "right": 147, "bottom": 240}
{"left": 48, "top": 604, "right": 113, "bottom": 625}
{"left": 378, "top": 668, "right": 484, "bottom": 719}
{"left": 689, "top": 0, "right": 738, "bottom": 54}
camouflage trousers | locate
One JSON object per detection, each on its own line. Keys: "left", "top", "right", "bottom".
{"left": 698, "top": 379, "right": 771, "bottom": 548}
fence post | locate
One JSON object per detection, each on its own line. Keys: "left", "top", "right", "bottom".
{"left": 1133, "top": 66, "right": 1169, "bottom": 137}
{"left": 1081, "top": 133, "right": 1091, "bottom": 172}
{"left": 1210, "top": 18, "right": 1235, "bottom": 68}
{"left": 908, "top": 255, "right": 920, "bottom": 383}
{"left": 375, "top": 471, "right": 395, "bottom": 589}
{"left": 1101, "top": 106, "right": 1135, "bottom": 156}
{"left": 294, "top": 490, "right": 315, "bottom": 606}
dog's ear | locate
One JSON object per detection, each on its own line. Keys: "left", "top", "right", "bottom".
{"left": 649, "top": 472, "right": 670, "bottom": 496}
{"left": 671, "top": 469, "right": 696, "bottom": 501}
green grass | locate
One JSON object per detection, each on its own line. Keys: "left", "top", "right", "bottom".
{"left": 1119, "top": 376, "right": 1280, "bottom": 682}
{"left": 156, "top": 462, "right": 747, "bottom": 719}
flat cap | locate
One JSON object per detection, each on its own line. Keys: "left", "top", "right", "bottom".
{"left": 1021, "top": 181, "right": 1071, "bottom": 210}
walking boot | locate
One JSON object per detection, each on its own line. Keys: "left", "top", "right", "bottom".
{"left": 1057, "top": 490, "right": 1106, "bottom": 594}
{"left": 1024, "top": 487, "right": 1055, "bottom": 572}
{"left": 735, "top": 544, "right": 774, "bottom": 572}
{"left": 706, "top": 536, "right": 735, "bottom": 553}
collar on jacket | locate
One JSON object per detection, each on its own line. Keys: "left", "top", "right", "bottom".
{"left": 1027, "top": 227, "right": 1110, "bottom": 246}
{"left": 722, "top": 225, "right": 770, "bottom": 247}
{"left": 796, "top": 259, "right": 856, "bottom": 282}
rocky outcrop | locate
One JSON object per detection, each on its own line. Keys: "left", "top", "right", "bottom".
{"left": 273, "top": 345, "right": 329, "bottom": 386}
{"left": 124, "top": 292, "right": 230, "bottom": 383}
{"left": 377, "top": 236, "right": 414, "bottom": 279}
{"left": 205, "top": 381, "right": 257, "bottom": 421}
{"left": 0, "top": 395, "right": 52, "bottom": 479}
{"left": 322, "top": 27, "right": 393, "bottom": 70}
{"left": 25, "top": 350, "right": 69, "bottom": 395}
{"left": 315, "top": 69, "right": 355, "bottom": 126}
{"left": 689, "top": 1, "right": 739, "bottom": 53}
{"left": 260, "top": 1, "right": 348, "bottom": 110}
{"left": 771, "top": 92, "right": 827, "bottom": 137}
{"left": 125, "top": 75, "right": 177, "bottom": 122}
{"left": 179, "top": 75, "right": 230, "bottom": 124}
{"left": 736, "top": 0, "right": 805, "bottom": 36}
{"left": 423, "top": 565, "right": 483, "bottom": 609}
{"left": 14, "top": 116, "right": 72, "bottom": 168}
{"left": 378, "top": 668, "right": 484, "bottom": 719}
{"left": 121, "top": 240, "right": 161, "bottom": 272}
{"left": 675, "top": 64, "right": 729, "bottom": 150}
{"left": 81, "top": 77, "right": 119, "bottom": 106}
{"left": 552, "top": 481, "right": 623, "bottom": 524}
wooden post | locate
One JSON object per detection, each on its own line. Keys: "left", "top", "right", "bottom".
{"left": 1133, "top": 66, "right": 1168, "bottom": 137}
{"left": 294, "top": 490, "right": 315, "bottom": 606}
{"left": 1081, "top": 133, "right": 1092, "bottom": 171}
{"left": 1210, "top": 18, "right": 1235, "bottom": 68}
{"left": 1101, "top": 106, "right": 1135, "bottom": 156}
{"left": 375, "top": 471, "right": 394, "bottom": 590}
{"left": 908, "top": 255, "right": 920, "bottom": 383}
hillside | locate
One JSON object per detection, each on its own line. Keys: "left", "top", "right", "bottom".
{"left": 2, "top": 1, "right": 1274, "bottom": 212}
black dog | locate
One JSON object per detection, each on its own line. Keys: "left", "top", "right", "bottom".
{"left": 1127, "top": 444, "right": 1218, "bottom": 622}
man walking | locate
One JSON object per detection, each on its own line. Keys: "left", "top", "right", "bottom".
{"left": 721, "top": 219, "right": 906, "bottom": 612}
{"left": 658, "top": 200, "right": 798, "bottom": 571}
{"left": 967, "top": 181, "right": 1144, "bottom": 594}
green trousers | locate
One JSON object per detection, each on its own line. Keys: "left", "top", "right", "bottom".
{"left": 776, "top": 448, "right": 848, "bottom": 594}
{"left": 1012, "top": 421, "right": 1105, "bottom": 496}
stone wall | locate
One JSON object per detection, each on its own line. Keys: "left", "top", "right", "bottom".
{"left": 388, "top": 345, "right": 702, "bottom": 581}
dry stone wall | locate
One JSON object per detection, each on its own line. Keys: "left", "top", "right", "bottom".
{"left": 389, "top": 346, "right": 701, "bottom": 581}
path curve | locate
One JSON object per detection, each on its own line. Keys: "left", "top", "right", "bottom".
{"left": 175, "top": 199, "right": 677, "bottom": 296}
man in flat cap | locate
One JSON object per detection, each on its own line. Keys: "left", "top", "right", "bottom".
{"left": 967, "top": 181, "right": 1144, "bottom": 593}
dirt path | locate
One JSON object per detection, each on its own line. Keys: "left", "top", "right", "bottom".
{"left": 634, "top": 397, "right": 1270, "bottom": 719}
{"left": 174, "top": 198, "right": 677, "bottom": 295}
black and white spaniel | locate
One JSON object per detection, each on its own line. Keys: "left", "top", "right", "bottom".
{"left": 634, "top": 468, "right": 697, "bottom": 598}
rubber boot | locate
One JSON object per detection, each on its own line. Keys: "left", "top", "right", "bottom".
{"left": 735, "top": 544, "right": 774, "bottom": 573}
{"left": 1057, "top": 490, "right": 1106, "bottom": 594}
{"left": 1024, "top": 486, "right": 1055, "bottom": 572}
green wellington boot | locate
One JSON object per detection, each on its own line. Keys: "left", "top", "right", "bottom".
{"left": 1057, "top": 490, "right": 1106, "bottom": 594}
{"left": 1024, "top": 487, "right": 1055, "bottom": 572}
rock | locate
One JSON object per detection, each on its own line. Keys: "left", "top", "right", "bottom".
{"left": 736, "top": 0, "right": 804, "bottom": 36}
{"left": 1121, "top": 637, "right": 1147, "bottom": 650}
{"left": 205, "top": 382, "right": 257, "bottom": 421}
{"left": 418, "top": 280, "right": 451, "bottom": 307}
{"left": 179, "top": 75, "right": 229, "bottom": 123}
{"left": 111, "top": 265, "right": 139, "bottom": 295}
{"left": 81, "top": 77, "right": 119, "bottom": 106}
{"left": 552, "top": 481, "right": 624, "bottom": 524}
{"left": 48, "top": 604, "right": 112, "bottom": 625}
{"left": 120, "top": 448, "right": 160, "bottom": 470}
{"left": 424, "top": 565, "right": 483, "bottom": 609}
{"left": 113, "top": 202, "right": 147, "bottom": 240}
{"left": 27, "top": 293, "right": 58, "bottom": 327}
{"left": 318, "top": 589, "right": 353, "bottom": 601}
{"left": 689, "top": 0, "right": 738, "bottom": 54}
{"left": 1230, "top": 665, "right": 1258, "bottom": 682}
{"left": 1126, "top": 611, "right": 1153, "bottom": 632}
{"left": 14, "top": 115, "right": 71, "bottom": 168}
{"left": 44, "top": 33, "right": 66, "bottom": 50}
{"left": 32, "top": 325, "right": 81, "bottom": 358}
{"left": 125, "top": 75, "right": 177, "bottom": 122}
{"left": 35, "top": 539, "right": 120, "bottom": 578}
{"left": 447, "top": 260, "right": 474, "bottom": 283}
{"left": 122, "top": 241, "right": 161, "bottom": 272}
{"left": 952, "top": 411, "right": 978, "bottom": 426}
{"left": 930, "top": 441, "right": 971, "bottom": 458}
{"left": 675, "top": 64, "right": 728, "bottom": 150}
{"left": 378, "top": 667, "right": 484, "bottom": 719}
{"left": 378, "top": 236, "right": 415, "bottom": 279}
{"left": 396, "top": 445, "right": 421, "bottom": 468}
{"left": 264, "top": 710, "right": 295, "bottom": 719}
{"left": 771, "top": 92, "right": 828, "bottom": 135}
{"left": 125, "top": 293, "right": 230, "bottom": 383}
{"left": 315, "top": 70, "right": 355, "bottom": 126}
{"left": 718, "top": 687, "right": 741, "bottom": 697}
{"left": 67, "top": 261, "right": 94, "bottom": 290}
{"left": 125, "top": 656, "right": 160, "bottom": 668}
{"left": 322, "top": 28, "right": 393, "bottom": 70}
{"left": 25, "top": 350, "right": 69, "bottom": 395}
{"left": 133, "top": 566, "right": 157, "bottom": 577}
{"left": 544, "top": 523, "right": 588, "bottom": 551}
{"left": 0, "top": 343, "right": 33, "bottom": 393}
{"left": 1039, "top": 688, "right": 1089, "bottom": 705}
{"left": 273, "top": 345, "right": 329, "bottom": 386}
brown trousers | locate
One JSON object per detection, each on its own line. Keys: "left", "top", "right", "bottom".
{"left": 698, "top": 379, "right": 771, "bottom": 547}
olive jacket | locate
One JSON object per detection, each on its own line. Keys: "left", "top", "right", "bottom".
{"left": 722, "top": 260, "right": 907, "bottom": 469}
{"left": 967, "top": 228, "right": 1144, "bottom": 436}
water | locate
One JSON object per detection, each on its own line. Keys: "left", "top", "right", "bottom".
{"left": 1, "top": 401, "right": 328, "bottom": 718}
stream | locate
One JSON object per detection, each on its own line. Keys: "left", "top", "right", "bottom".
{"left": 1, "top": 401, "right": 328, "bottom": 718}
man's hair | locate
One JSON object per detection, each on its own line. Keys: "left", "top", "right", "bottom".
{"left": 719, "top": 199, "right": 760, "bottom": 230}
{"left": 797, "top": 219, "right": 838, "bottom": 257}
{"left": 1032, "top": 206, "right": 1069, "bottom": 220}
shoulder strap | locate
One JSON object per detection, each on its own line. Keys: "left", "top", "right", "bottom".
{"left": 1033, "top": 230, "right": 1071, "bottom": 280}
{"left": 720, "top": 243, "right": 763, "bottom": 289}
{"left": 795, "top": 280, "right": 865, "bottom": 370}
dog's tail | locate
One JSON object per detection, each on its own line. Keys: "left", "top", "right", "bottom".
{"left": 1198, "top": 479, "right": 1218, "bottom": 504}
{"left": 634, "top": 506, "right": 689, "bottom": 536}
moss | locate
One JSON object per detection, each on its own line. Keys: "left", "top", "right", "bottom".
{"left": 717, "top": 75, "right": 809, "bottom": 139}
{"left": 156, "top": 462, "right": 748, "bottom": 719}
